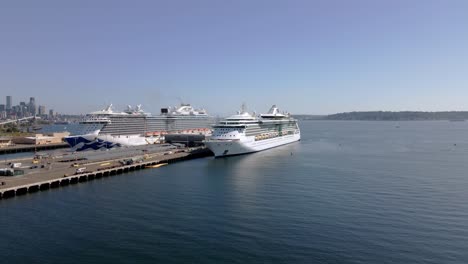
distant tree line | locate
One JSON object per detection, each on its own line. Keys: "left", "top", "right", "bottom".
{"left": 292, "top": 115, "right": 326, "bottom": 120}
{"left": 0, "top": 123, "right": 20, "bottom": 134}
{"left": 323, "top": 111, "right": 468, "bottom": 121}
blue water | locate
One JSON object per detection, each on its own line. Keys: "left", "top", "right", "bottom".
{"left": 1, "top": 121, "right": 468, "bottom": 263}
{"left": 39, "top": 123, "right": 83, "bottom": 135}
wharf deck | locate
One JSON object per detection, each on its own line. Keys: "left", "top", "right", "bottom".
{"left": 0, "top": 147, "right": 212, "bottom": 199}
{"left": 0, "top": 143, "right": 69, "bottom": 155}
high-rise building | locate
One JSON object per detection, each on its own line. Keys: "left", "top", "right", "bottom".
{"left": 49, "top": 109, "right": 54, "bottom": 118}
{"left": 38, "top": 105, "right": 46, "bottom": 116}
{"left": 6, "top": 96, "right": 12, "bottom": 111}
{"left": 18, "top": 102, "right": 27, "bottom": 117}
{"left": 0, "top": 104, "right": 5, "bottom": 112}
{"left": 29, "top": 97, "right": 36, "bottom": 115}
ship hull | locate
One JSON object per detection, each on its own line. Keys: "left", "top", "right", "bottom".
{"left": 64, "top": 133, "right": 122, "bottom": 151}
{"left": 64, "top": 135, "right": 96, "bottom": 148}
{"left": 205, "top": 133, "right": 300, "bottom": 157}
{"left": 97, "top": 134, "right": 161, "bottom": 146}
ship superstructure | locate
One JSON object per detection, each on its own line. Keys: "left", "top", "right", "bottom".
{"left": 204, "top": 104, "right": 301, "bottom": 157}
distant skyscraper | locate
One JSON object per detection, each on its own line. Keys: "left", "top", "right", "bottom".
{"left": 19, "top": 102, "right": 27, "bottom": 117}
{"left": 49, "top": 109, "right": 54, "bottom": 117}
{"left": 38, "top": 105, "right": 46, "bottom": 116}
{"left": 6, "top": 96, "right": 12, "bottom": 111}
{"left": 29, "top": 97, "right": 36, "bottom": 115}
{"left": 0, "top": 104, "right": 5, "bottom": 112}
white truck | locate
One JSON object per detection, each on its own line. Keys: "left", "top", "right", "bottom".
{"left": 75, "top": 167, "right": 87, "bottom": 174}
{"left": 10, "top": 163, "right": 22, "bottom": 168}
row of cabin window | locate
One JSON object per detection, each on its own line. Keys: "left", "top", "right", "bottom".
{"left": 215, "top": 134, "right": 237, "bottom": 137}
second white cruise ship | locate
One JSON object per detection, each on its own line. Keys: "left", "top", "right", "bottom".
{"left": 204, "top": 104, "right": 301, "bottom": 157}
{"left": 65, "top": 104, "right": 212, "bottom": 151}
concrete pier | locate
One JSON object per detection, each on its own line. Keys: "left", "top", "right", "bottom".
{"left": 0, "top": 147, "right": 212, "bottom": 199}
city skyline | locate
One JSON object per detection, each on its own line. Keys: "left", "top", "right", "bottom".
{"left": 0, "top": 95, "right": 55, "bottom": 119}
{"left": 1, "top": 1, "right": 467, "bottom": 115}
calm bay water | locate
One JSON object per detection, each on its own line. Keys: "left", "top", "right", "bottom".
{"left": 1, "top": 121, "right": 468, "bottom": 263}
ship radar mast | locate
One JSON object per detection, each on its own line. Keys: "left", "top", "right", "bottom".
{"left": 104, "top": 104, "right": 113, "bottom": 112}
{"left": 261, "top": 104, "right": 287, "bottom": 118}
{"left": 241, "top": 103, "right": 247, "bottom": 114}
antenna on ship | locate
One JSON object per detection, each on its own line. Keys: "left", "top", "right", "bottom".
{"left": 241, "top": 102, "right": 247, "bottom": 113}
{"left": 177, "top": 97, "right": 184, "bottom": 105}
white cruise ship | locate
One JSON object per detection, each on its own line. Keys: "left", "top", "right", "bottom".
{"left": 65, "top": 104, "right": 212, "bottom": 151}
{"left": 204, "top": 104, "right": 301, "bottom": 157}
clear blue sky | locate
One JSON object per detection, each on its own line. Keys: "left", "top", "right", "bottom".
{"left": 0, "top": 0, "right": 467, "bottom": 115}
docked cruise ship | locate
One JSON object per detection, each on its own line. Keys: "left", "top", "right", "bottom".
{"left": 204, "top": 104, "right": 301, "bottom": 157}
{"left": 65, "top": 104, "right": 212, "bottom": 151}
